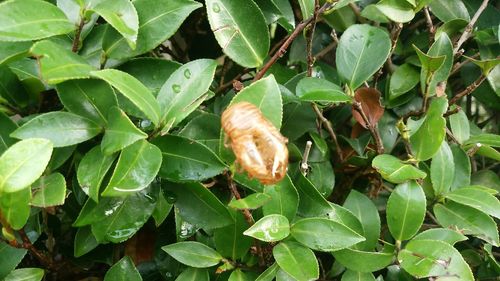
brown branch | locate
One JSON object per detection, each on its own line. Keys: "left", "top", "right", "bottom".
{"left": 352, "top": 101, "right": 384, "bottom": 154}
{"left": 71, "top": 17, "right": 85, "bottom": 53}
{"left": 453, "top": 0, "right": 489, "bottom": 54}
{"left": 306, "top": 0, "right": 320, "bottom": 77}
{"left": 311, "top": 104, "right": 344, "bottom": 161}
{"left": 449, "top": 75, "right": 487, "bottom": 105}
{"left": 423, "top": 7, "right": 435, "bottom": 43}
{"left": 349, "top": 3, "right": 366, "bottom": 24}
{"left": 18, "top": 229, "right": 55, "bottom": 270}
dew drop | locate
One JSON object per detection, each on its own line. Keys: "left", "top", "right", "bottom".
{"left": 183, "top": 68, "right": 191, "bottom": 79}
{"left": 172, "top": 84, "right": 181, "bottom": 93}
{"left": 212, "top": 3, "right": 221, "bottom": 13}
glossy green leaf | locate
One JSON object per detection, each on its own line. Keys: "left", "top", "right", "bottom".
{"left": 386, "top": 181, "right": 426, "bottom": 241}
{"left": 413, "top": 46, "right": 446, "bottom": 93}
{"left": 243, "top": 214, "right": 290, "bottom": 242}
{"left": 389, "top": 64, "right": 419, "bottom": 100}
{"left": 306, "top": 161, "right": 335, "bottom": 198}
{"left": 0, "top": 138, "right": 52, "bottom": 193}
{"left": 162, "top": 241, "right": 222, "bottom": 268}
{"left": 175, "top": 268, "right": 209, "bottom": 281}
{"left": 428, "top": 0, "right": 470, "bottom": 22}
{"left": 101, "top": 140, "right": 161, "bottom": 196}
{"left": 463, "top": 133, "right": 500, "bottom": 148}
{"left": 0, "top": 41, "right": 32, "bottom": 65}
{"left": 413, "top": 228, "right": 467, "bottom": 245}
{"left": 291, "top": 218, "right": 365, "bottom": 251}
{"left": 3, "top": 268, "right": 44, "bottom": 281}
{"left": 273, "top": 241, "right": 319, "bottom": 281}
{"left": 372, "top": 154, "right": 427, "bottom": 183}
{"left": 153, "top": 135, "right": 226, "bottom": 182}
{"left": 262, "top": 175, "right": 299, "bottom": 221}
{"left": 296, "top": 77, "right": 350, "bottom": 103}
{"left": 165, "top": 182, "right": 234, "bottom": 229}
{"left": 30, "top": 173, "right": 66, "bottom": 207}
{"left": 88, "top": 0, "right": 139, "bottom": 49}
{"left": 74, "top": 226, "right": 98, "bottom": 258}
{"left": 450, "top": 144, "right": 470, "bottom": 190}
{"left": 0, "top": 112, "right": 18, "bottom": 154}
{"left": 256, "top": 263, "right": 279, "bottom": 281}
{"left": 11, "top": 112, "right": 101, "bottom": 147}
{"left": 30, "top": 40, "right": 94, "bottom": 84}
{"left": 434, "top": 201, "right": 499, "bottom": 246}
{"left": 104, "top": 0, "right": 201, "bottom": 59}
{"left": 344, "top": 190, "right": 381, "bottom": 251}
{"left": 0, "top": 65, "right": 30, "bottom": 108}
{"left": 151, "top": 191, "right": 172, "bottom": 227}
{"left": 409, "top": 97, "right": 448, "bottom": 160}
{"left": 341, "top": 270, "right": 375, "bottom": 281}
{"left": 329, "top": 203, "right": 365, "bottom": 242}
{"left": 103, "top": 256, "right": 142, "bottom": 281}
{"left": 56, "top": 79, "right": 118, "bottom": 126}
{"left": 0, "top": 188, "right": 30, "bottom": 230}
{"left": 298, "top": 0, "right": 314, "bottom": 18}
{"left": 228, "top": 269, "right": 257, "bottom": 281}
{"left": 445, "top": 187, "right": 500, "bottom": 219}
{"left": 336, "top": 24, "right": 391, "bottom": 89}
{"left": 0, "top": 243, "right": 27, "bottom": 279}
{"left": 77, "top": 145, "right": 117, "bottom": 202}
{"left": 468, "top": 56, "right": 500, "bottom": 75}
{"left": 375, "top": 0, "right": 415, "bottom": 23}
{"left": 449, "top": 110, "right": 470, "bottom": 144}
{"left": 422, "top": 33, "right": 453, "bottom": 96}
{"left": 157, "top": 59, "right": 217, "bottom": 132}
{"left": 435, "top": 19, "right": 468, "bottom": 38}
{"left": 91, "top": 69, "right": 161, "bottom": 126}
{"left": 178, "top": 112, "right": 221, "bottom": 152}
{"left": 0, "top": 0, "right": 73, "bottom": 41}
{"left": 101, "top": 107, "right": 147, "bottom": 155}
{"left": 206, "top": 0, "right": 270, "bottom": 68}
{"left": 229, "top": 193, "right": 271, "bottom": 210}
{"left": 430, "top": 141, "right": 454, "bottom": 196}
{"left": 399, "top": 239, "right": 473, "bottom": 280}
{"left": 333, "top": 246, "right": 395, "bottom": 273}
{"left": 295, "top": 172, "right": 335, "bottom": 218}
{"left": 213, "top": 211, "right": 253, "bottom": 260}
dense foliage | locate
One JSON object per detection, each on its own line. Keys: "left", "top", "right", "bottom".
{"left": 0, "top": 0, "right": 499, "bottom": 280}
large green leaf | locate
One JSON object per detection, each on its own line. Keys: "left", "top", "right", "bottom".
{"left": 30, "top": 40, "right": 94, "bottom": 84}
{"left": 206, "top": 0, "right": 270, "bottom": 68}
{"left": 11, "top": 112, "right": 102, "bottom": 147}
{"left": 30, "top": 173, "right": 66, "bottom": 207}
{"left": 372, "top": 154, "right": 427, "bottom": 183}
{"left": 336, "top": 24, "right": 391, "bottom": 89}
{"left": 104, "top": 0, "right": 202, "bottom": 59}
{"left": 243, "top": 214, "right": 290, "bottom": 242}
{"left": 450, "top": 144, "right": 471, "bottom": 190}
{"left": 341, "top": 270, "right": 375, "bottom": 281}
{"left": 333, "top": 246, "right": 395, "bottom": 273}
{"left": 445, "top": 186, "right": 500, "bottom": 219}
{"left": 291, "top": 218, "right": 365, "bottom": 251}
{"left": 152, "top": 135, "right": 226, "bottom": 182}
{"left": 430, "top": 141, "right": 454, "bottom": 196}
{"left": 87, "top": 0, "right": 139, "bottom": 49}
{"left": 101, "top": 140, "right": 161, "bottom": 197}
{"left": 428, "top": 0, "right": 470, "bottom": 22}
{"left": 77, "top": 145, "right": 117, "bottom": 202}
{"left": 101, "top": 106, "right": 147, "bottom": 155}
{"left": 162, "top": 241, "right": 222, "bottom": 268}
{"left": 175, "top": 268, "right": 210, "bottom": 281}
{"left": 273, "top": 241, "right": 318, "bottom": 281}
{"left": 0, "top": 0, "right": 74, "bottom": 41}
{"left": 156, "top": 59, "right": 217, "bottom": 132}
{"left": 0, "top": 138, "right": 52, "bottom": 193}
{"left": 262, "top": 175, "right": 299, "bottom": 221}
{"left": 389, "top": 63, "right": 419, "bottom": 100}
{"left": 256, "top": 263, "right": 279, "bottom": 281}
{"left": 3, "top": 268, "right": 44, "bottom": 281}
{"left": 449, "top": 110, "right": 470, "bottom": 144}
{"left": 375, "top": 0, "right": 415, "bottom": 23}
{"left": 464, "top": 133, "right": 500, "bottom": 148}
{"left": 295, "top": 173, "right": 335, "bottom": 218}
{"left": 386, "top": 181, "right": 426, "bottom": 241}
{"left": 0, "top": 188, "right": 30, "bottom": 230}
{"left": 103, "top": 256, "right": 142, "bottom": 281}
{"left": 91, "top": 69, "right": 161, "bottom": 126}
{"left": 0, "top": 112, "right": 18, "bottom": 154}
{"left": 0, "top": 243, "right": 27, "bottom": 279}
{"left": 344, "top": 190, "right": 381, "bottom": 251}
{"left": 434, "top": 201, "right": 499, "bottom": 246}
{"left": 297, "top": 0, "right": 314, "bottom": 19}
{"left": 213, "top": 210, "right": 253, "bottom": 260}
{"left": 0, "top": 65, "right": 30, "bottom": 108}
{"left": 73, "top": 227, "right": 99, "bottom": 258}
{"left": 413, "top": 228, "right": 467, "bottom": 245}
{"left": 0, "top": 41, "right": 32, "bottom": 65}
{"left": 399, "top": 239, "right": 473, "bottom": 280}
{"left": 165, "top": 182, "right": 234, "bottom": 229}
{"left": 56, "top": 79, "right": 118, "bottom": 126}
{"left": 229, "top": 192, "right": 271, "bottom": 210}
{"left": 296, "top": 77, "right": 350, "bottom": 103}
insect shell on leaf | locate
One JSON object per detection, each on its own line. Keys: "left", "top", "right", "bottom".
{"left": 221, "top": 102, "right": 289, "bottom": 185}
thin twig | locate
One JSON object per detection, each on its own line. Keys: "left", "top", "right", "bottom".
{"left": 352, "top": 101, "right": 384, "bottom": 154}
{"left": 349, "top": 3, "right": 366, "bottom": 23}
{"left": 449, "top": 75, "right": 487, "bottom": 105}
{"left": 423, "top": 7, "right": 435, "bottom": 43}
{"left": 312, "top": 104, "right": 344, "bottom": 161}
{"left": 300, "top": 141, "right": 313, "bottom": 175}
{"left": 453, "top": 0, "right": 489, "bottom": 54}
{"left": 71, "top": 16, "right": 85, "bottom": 53}
{"left": 306, "top": 0, "right": 320, "bottom": 76}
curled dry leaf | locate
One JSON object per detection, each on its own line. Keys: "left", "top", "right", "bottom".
{"left": 352, "top": 87, "right": 385, "bottom": 129}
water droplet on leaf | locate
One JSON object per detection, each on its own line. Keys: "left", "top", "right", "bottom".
{"left": 172, "top": 84, "right": 181, "bottom": 93}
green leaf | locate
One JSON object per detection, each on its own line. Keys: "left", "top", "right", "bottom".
{"left": 175, "top": 268, "right": 209, "bottom": 281}
{"left": 344, "top": 190, "right": 381, "bottom": 251}
{"left": 0, "top": 138, "right": 52, "bottom": 193}
{"left": 445, "top": 187, "right": 500, "bottom": 219}
{"left": 413, "top": 228, "right": 468, "bottom": 245}
{"left": 450, "top": 144, "right": 470, "bottom": 190}
{"left": 0, "top": 112, "right": 18, "bottom": 154}
{"left": 386, "top": 181, "right": 426, "bottom": 241}
{"left": 157, "top": 59, "right": 217, "bottom": 132}
{"left": 30, "top": 173, "right": 66, "bottom": 207}
{"left": 449, "top": 110, "right": 470, "bottom": 144}
{"left": 467, "top": 56, "right": 500, "bottom": 75}
{"left": 243, "top": 214, "right": 290, "bottom": 242}
{"left": 273, "top": 241, "right": 319, "bottom": 281}
{"left": 162, "top": 241, "right": 222, "bottom": 268}
{"left": 375, "top": 0, "right": 415, "bottom": 23}
{"left": 3, "top": 268, "right": 44, "bottom": 281}
{"left": 228, "top": 269, "right": 257, "bottom": 281}
{"left": 56, "top": 79, "right": 118, "bottom": 126}
{"left": 295, "top": 172, "right": 335, "bottom": 218}
{"left": 101, "top": 107, "right": 147, "bottom": 155}
{"left": 229, "top": 193, "right": 271, "bottom": 210}
{"left": 152, "top": 135, "right": 226, "bottom": 182}
{"left": 0, "top": 0, "right": 74, "bottom": 41}
{"left": 262, "top": 175, "right": 299, "bottom": 221}
{"left": 178, "top": 112, "right": 221, "bottom": 152}
{"left": 413, "top": 46, "right": 445, "bottom": 95}
{"left": 101, "top": 140, "right": 161, "bottom": 196}
{"left": 11, "top": 112, "right": 101, "bottom": 147}
{"left": 298, "top": 0, "right": 314, "bottom": 18}
{"left": 389, "top": 64, "right": 419, "bottom": 100}
{"left": 256, "top": 263, "right": 279, "bottom": 281}
{"left": 88, "top": 0, "right": 139, "bottom": 49}
{"left": 422, "top": 33, "right": 453, "bottom": 96}
{"left": 291, "top": 218, "right": 365, "bottom": 251}
{"left": 409, "top": 97, "right": 448, "bottom": 160}
{"left": 103, "top": 256, "right": 142, "bottom": 281}
{"left": 0, "top": 65, "right": 30, "bottom": 108}
{"left": 165, "top": 182, "right": 234, "bottom": 229}
{"left": 398, "top": 239, "right": 473, "bottom": 281}
{"left": 428, "top": 0, "right": 470, "bottom": 22}
{"left": 430, "top": 141, "right": 454, "bottom": 196}
{"left": 296, "top": 77, "right": 351, "bottom": 103}
{"left": 151, "top": 191, "right": 172, "bottom": 227}
{"left": 333, "top": 246, "right": 395, "bottom": 273}
{"left": 341, "top": 270, "right": 375, "bottom": 281}
{"left": 74, "top": 226, "right": 98, "bottom": 258}
{"left": 206, "top": 0, "right": 270, "bottom": 68}
{"left": 214, "top": 211, "right": 253, "bottom": 260}
{"left": 91, "top": 69, "right": 161, "bottom": 126}
{"left": 372, "top": 154, "right": 427, "bottom": 184}
{"left": 0, "top": 188, "right": 30, "bottom": 230}
{"left": 77, "top": 145, "right": 117, "bottom": 202}
{"left": 435, "top": 19, "right": 468, "bottom": 39}
{"left": 30, "top": 40, "right": 94, "bottom": 84}
{"left": 104, "top": 0, "right": 201, "bottom": 59}
{"left": 0, "top": 243, "right": 27, "bottom": 279}
{"left": 434, "top": 201, "right": 499, "bottom": 246}
{"left": 336, "top": 24, "right": 391, "bottom": 89}
{"left": 0, "top": 41, "right": 32, "bottom": 65}
{"left": 464, "top": 133, "right": 500, "bottom": 148}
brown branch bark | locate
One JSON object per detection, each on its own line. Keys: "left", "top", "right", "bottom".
{"left": 449, "top": 75, "right": 487, "bottom": 105}
{"left": 453, "top": 0, "right": 489, "bottom": 54}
